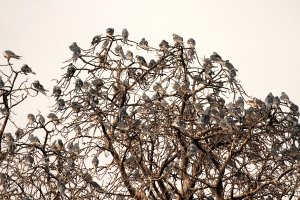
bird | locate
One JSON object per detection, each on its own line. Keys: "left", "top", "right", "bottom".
{"left": 75, "top": 78, "right": 83, "bottom": 91}
{"left": 37, "top": 114, "right": 45, "bottom": 125}
{"left": 91, "top": 35, "right": 101, "bottom": 46}
{"left": 159, "top": 40, "right": 170, "bottom": 50}
{"left": 27, "top": 114, "right": 35, "bottom": 125}
{"left": 235, "top": 97, "right": 244, "bottom": 110}
{"left": 53, "top": 139, "right": 64, "bottom": 151}
{"left": 125, "top": 50, "right": 134, "bottom": 61}
{"left": 122, "top": 28, "right": 129, "bottom": 43}
{"left": 3, "top": 50, "right": 21, "bottom": 62}
{"left": 32, "top": 80, "right": 48, "bottom": 95}
{"left": 280, "top": 92, "right": 290, "bottom": 103}
{"left": 210, "top": 52, "right": 222, "bottom": 62}
{"left": 52, "top": 86, "right": 62, "bottom": 100}
{"left": 0, "top": 76, "right": 4, "bottom": 88}
{"left": 106, "top": 28, "right": 114, "bottom": 37}
{"left": 4, "top": 132, "right": 14, "bottom": 144}
{"left": 139, "top": 38, "right": 149, "bottom": 49}
{"left": 29, "top": 135, "right": 40, "bottom": 146}
{"left": 265, "top": 92, "right": 274, "bottom": 108}
{"left": 25, "top": 154, "right": 34, "bottom": 167}
{"left": 21, "top": 64, "right": 36, "bottom": 75}
{"left": 172, "top": 34, "right": 183, "bottom": 46}
{"left": 136, "top": 55, "right": 147, "bottom": 67}
{"left": 57, "top": 99, "right": 65, "bottom": 111}
{"left": 47, "top": 113, "right": 59, "bottom": 122}
{"left": 187, "top": 38, "right": 196, "bottom": 48}
{"left": 69, "top": 42, "right": 81, "bottom": 62}
{"left": 101, "top": 39, "right": 110, "bottom": 51}
{"left": 148, "top": 59, "right": 156, "bottom": 68}
{"left": 92, "top": 155, "right": 99, "bottom": 168}
{"left": 115, "top": 45, "right": 125, "bottom": 59}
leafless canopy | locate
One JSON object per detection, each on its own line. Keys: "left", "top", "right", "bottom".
{"left": 0, "top": 29, "right": 300, "bottom": 200}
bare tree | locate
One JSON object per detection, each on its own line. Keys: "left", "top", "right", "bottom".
{"left": 1, "top": 29, "right": 300, "bottom": 200}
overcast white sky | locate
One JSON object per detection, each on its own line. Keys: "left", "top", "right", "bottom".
{"left": 1, "top": 0, "right": 300, "bottom": 121}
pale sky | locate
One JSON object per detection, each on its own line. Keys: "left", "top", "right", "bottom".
{"left": 1, "top": 0, "right": 300, "bottom": 122}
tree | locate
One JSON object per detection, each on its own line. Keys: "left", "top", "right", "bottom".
{"left": 0, "top": 28, "right": 300, "bottom": 200}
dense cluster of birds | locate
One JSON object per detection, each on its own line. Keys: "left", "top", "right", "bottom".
{"left": 1, "top": 28, "right": 299, "bottom": 199}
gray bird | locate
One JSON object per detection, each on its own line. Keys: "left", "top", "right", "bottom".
{"left": 139, "top": 38, "right": 149, "bottom": 49}
{"left": 27, "top": 114, "right": 35, "bottom": 125}
{"left": 57, "top": 99, "right": 65, "bottom": 111}
{"left": 92, "top": 155, "right": 99, "bottom": 168}
{"left": 57, "top": 182, "right": 66, "bottom": 194}
{"left": 3, "top": 50, "right": 21, "bottom": 62}
{"left": 224, "top": 60, "right": 235, "bottom": 70}
{"left": 4, "top": 132, "right": 14, "bottom": 144}
{"left": 101, "top": 39, "right": 110, "bottom": 51}
{"left": 148, "top": 59, "right": 156, "bottom": 68}
{"left": 106, "top": 28, "right": 114, "bottom": 37}
{"left": 280, "top": 92, "right": 290, "bottom": 103}
{"left": 136, "top": 55, "right": 147, "bottom": 67}
{"left": 272, "top": 96, "right": 280, "bottom": 109}
{"left": 115, "top": 45, "right": 125, "bottom": 59}
{"left": 142, "top": 92, "right": 151, "bottom": 103}
{"left": 21, "top": 64, "right": 36, "bottom": 75}
{"left": 224, "top": 116, "right": 235, "bottom": 130}
{"left": 172, "top": 34, "right": 183, "bottom": 46}
{"left": 52, "top": 86, "right": 62, "bottom": 100}
{"left": 71, "top": 101, "right": 82, "bottom": 113}
{"left": 235, "top": 97, "right": 244, "bottom": 110}
{"left": 0, "top": 76, "right": 4, "bottom": 88}
{"left": 15, "top": 128, "right": 24, "bottom": 140}
{"left": 91, "top": 35, "right": 101, "bottom": 46}
{"left": 75, "top": 78, "right": 83, "bottom": 91}
{"left": 33, "top": 80, "right": 48, "bottom": 95}
{"left": 25, "top": 154, "right": 34, "bottom": 167}
{"left": 210, "top": 52, "right": 222, "bottom": 62}
{"left": 219, "top": 118, "right": 228, "bottom": 130}
{"left": 265, "top": 92, "right": 274, "bottom": 108}
{"left": 159, "top": 40, "right": 170, "bottom": 50}
{"left": 47, "top": 112, "right": 59, "bottom": 121}
{"left": 37, "top": 114, "right": 45, "bottom": 125}
{"left": 29, "top": 135, "right": 40, "bottom": 145}
{"left": 186, "top": 48, "right": 195, "bottom": 60}
{"left": 187, "top": 38, "right": 196, "bottom": 48}
{"left": 69, "top": 42, "right": 81, "bottom": 62}
{"left": 54, "top": 139, "right": 64, "bottom": 151}
{"left": 125, "top": 50, "right": 133, "bottom": 61}
{"left": 122, "top": 28, "right": 129, "bottom": 43}
{"left": 66, "top": 65, "right": 76, "bottom": 78}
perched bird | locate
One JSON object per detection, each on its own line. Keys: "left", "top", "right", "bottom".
{"left": 33, "top": 80, "right": 48, "bottom": 95}
{"left": 3, "top": 50, "right": 21, "bottom": 62}
{"left": 69, "top": 42, "right": 81, "bottom": 62}
{"left": 25, "top": 154, "right": 34, "bottom": 167}
{"left": 139, "top": 38, "right": 149, "bottom": 49}
{"left": 21, "top": 64, "right": 36, "bottom": 75}
{"left": 186, "top": 48, "right": 195, "bottom": 60}
{"left": 136, "top": 55, "right": 147, "bottom": 67}
{"left": 148, "top": 59, "right": 156, "bottom": 68}
{"left": 52, "top": 86, "right": 62, "bottom": 100}
{"left": 115, "top": 45, "right": 125, "bottom": 59}
{"left": 0, "top": 76, "right": 4, "bottom": 88}
{"left": 91, "top": 35, "right": 101, "bottom": 46}
{"left": 280, "top": 92, "right": 290, "bottom": 103}
{"left": 57, "top": 99, "right": 65, "bottom": 111}
{"left": 47, "top": 112, "right": 59, "bottom": 122}
{"left": 92, "top": 155, "right": 99, "bottom": 168}
{"left": 265, "top": 92, "right": 274, "bottom": 108}
{"left": 53, "top": 139, "right": 64, "bottom": 151}
{"left": 272, "top": 96, "right": 280, "bottom": 109}
{"left": 29, "top": 135, "right": 40, "bottom": 146}
{"left": 106, "top": 28, "right": 114, "bottom": 37}
{"left": 235, "top": 97, "right": 244, "bottom": 110}
{"left": 122, "top": 28, "right": 129, "bottom": 43}
{"left": 57, "top": 182, "right": 66, "bottom": 194}
{"left": 142, "top": 92, "right": 151, "bottom": 103}
{"left": 4, "top": 132, "right": 14, "bottom": 144}
{"left": 15, "top": 129, "right": 24, "bottom": 140}
{"left": 224, "top": 116, "right": 235, "bottom": 130}
{"left": 125, "top": 50, "right": 134, "bottom": 61}
{"left": 101, "top": 39, "right": 110, "bottom": 51}
{"left": 71, "top": 101, "right": 82, "bottom": 113}
{"left": 210, "top": 52, "right": 222, "bottom": 62}
{"left": 187, "top": 38, "right": 196, "bottom": 48}
{"left": 172, "top": 34, "right": 183, "bottom": 46}
{"left": 75, "top": 78, "right": 83, "bottom": 91}
{"left": 159, "top": 40, "right": 170, "bottom": 50}
{"left": 27, "top": 114, "right": 35, "bottom": 125}
{"left": 224, "top": 60, "right": 236, "bottom": 71}
{"left": 37, "top": 114, "right": 45, "bottom": 125}
{"left": 66, "top": 65, "right": 76, "bottom": 78}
